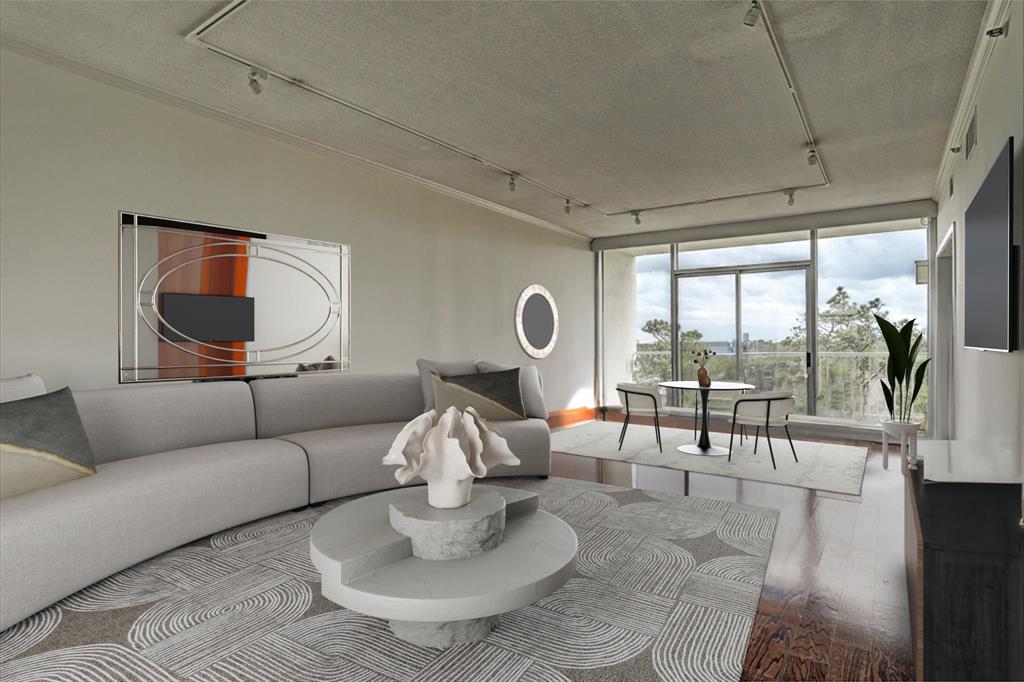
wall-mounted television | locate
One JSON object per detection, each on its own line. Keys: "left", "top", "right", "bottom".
{"left": 964, "top": 137, "right": 1016, "bottom": 352}
{"left": 159, "top": 293, "right": 254, "bottom": 343}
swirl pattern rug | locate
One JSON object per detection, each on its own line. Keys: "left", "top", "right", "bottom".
{"left": 0, "top": 476, "right": 778, "bottom": 682}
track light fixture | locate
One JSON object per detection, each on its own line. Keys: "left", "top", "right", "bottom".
{"left": 191, "top": 0, "right": 828, "bottom": 231}
{"left": 743, "top": 1, "right": 761, "bottom": 27}
{"left": 785, "top": 190, "right": 796, "bottom": 207}
{"left": 985, "top": 22, "right": 1008, "bottom": 38}
{"left": 247, "top": 68, "right": 266, "bottom": 95}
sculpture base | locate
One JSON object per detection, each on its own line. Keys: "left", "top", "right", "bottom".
{"left": 388, "top": 615, "right": 500, "bottom": 648}
{"left": 389, "top": 489, "right": 506, "bottom": 560}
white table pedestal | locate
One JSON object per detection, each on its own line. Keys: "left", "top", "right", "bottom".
{"left": 881, "top": 421, "right": 921, "bottom": 470}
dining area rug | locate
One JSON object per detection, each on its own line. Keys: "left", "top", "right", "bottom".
{"left": 551, "top": 421, "right": 868, "bottom": 496}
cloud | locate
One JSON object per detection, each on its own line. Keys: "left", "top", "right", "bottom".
{"left": 817, "top": 231, "right": 926, "bottom": 282}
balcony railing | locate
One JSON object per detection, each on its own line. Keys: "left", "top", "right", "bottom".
{"left": 627, "top": 349, "right": 924, "bottom": 423}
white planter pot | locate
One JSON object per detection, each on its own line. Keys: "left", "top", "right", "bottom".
{"left": 881, "top": 420, "right": 922, "bottom": 470}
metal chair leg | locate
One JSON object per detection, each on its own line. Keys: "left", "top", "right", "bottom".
{"left": 693, "top": 402, "right": 698, "bottom": 438}
{"left": 785, "top": 424, "right": 798, "bottom": 463}
{"left": 766, "top": 427, "right": 777, "bottom": 469}
{"left": 728, "top": 419, "right": 737, "bottom": 461}
{"left": 618, "top": 413, "right": 630, "bottom": 450}
{"left": 654, "top": 410, "right": 663, "bottom": 453}
{"left": 754, "top": 426, "right": 760, "bottom": 453}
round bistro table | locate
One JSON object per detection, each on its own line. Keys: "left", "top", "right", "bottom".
{"left": 659, "top": 380, "right": 756, "bottom": 456}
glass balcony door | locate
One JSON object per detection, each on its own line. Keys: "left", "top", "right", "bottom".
{"left": 739, "top": 268, "right": 810, "bottom": 413}
{"left": 674, "top": 265, "right": 810, "bottom": 414}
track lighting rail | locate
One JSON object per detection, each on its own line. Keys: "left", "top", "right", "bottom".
{"left": 186, "top": 0, "right": 828, "bottom": 223}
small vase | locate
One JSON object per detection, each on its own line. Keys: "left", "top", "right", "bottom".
{"left": 427, "top": 477, "right": 473, "bottom": 509}
{"left": 697, "top": 366, "right": 711, "bottom": 387}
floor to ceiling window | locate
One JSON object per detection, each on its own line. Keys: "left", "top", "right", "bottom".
{"left": 600, "top": 218, "right": 929, "bottom": 428}
{"left": 816, "top": 221, "right": 929, "bottom": 423}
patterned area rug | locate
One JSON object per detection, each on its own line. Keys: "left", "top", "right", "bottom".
{"left": 552, "top": 421, "right": 868, "bottom": 496}
{"left": 0, "top": 476, "right": 778, "bottom": 682}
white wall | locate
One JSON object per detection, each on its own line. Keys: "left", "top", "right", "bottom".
{"left": 0, "top": 49, "right": 595, "bottom": 409}
{"left": 935, "top": 1, "right": 1023, "bottom": 475}
{"left": 601, "top": 251, "right": 637, "bottom": 405}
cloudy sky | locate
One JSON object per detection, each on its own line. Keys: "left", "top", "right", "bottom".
{"left": 633, "top": 229, "right": 928, "bottom": 344}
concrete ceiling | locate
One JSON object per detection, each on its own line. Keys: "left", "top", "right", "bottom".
{"left": 0, "top": 1, "right": 986, "bottom": 239}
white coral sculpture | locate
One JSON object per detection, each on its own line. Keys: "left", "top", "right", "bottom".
{"left": 383, "top": 406, "right": 520, "bottom": 508}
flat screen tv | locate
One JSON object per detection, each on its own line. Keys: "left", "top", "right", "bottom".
{"left": 159, "top": 293, "right": 255, "bottom": 343}
{"left": 964, "top": 137, "right": 1016, "bottom": 352}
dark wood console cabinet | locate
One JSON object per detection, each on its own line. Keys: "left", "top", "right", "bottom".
{"left": 904, "top": 464, "right": 1023, "bottom": 680}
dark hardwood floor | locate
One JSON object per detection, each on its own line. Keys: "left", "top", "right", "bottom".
{"left": 552, "top": 421, "right": 914, "bottom": 682}
{"left": 732, "top": 445, "right": 913, "bottom": 682}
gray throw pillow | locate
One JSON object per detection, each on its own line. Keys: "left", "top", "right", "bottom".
{"left": 432, "top": 369, "right": 527, "bottom": 421}
{"left": 1, "top": 388, "right": 96, "bottom": 499}
{"left": 416, "top": 359, "right": 479, "bottom": 410}
{"left": 477, "top": 361, "right": 548, "bottom": 419}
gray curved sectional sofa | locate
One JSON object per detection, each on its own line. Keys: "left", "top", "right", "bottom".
{"left": 0, "top": 372, "right": 550, "bottom": 631}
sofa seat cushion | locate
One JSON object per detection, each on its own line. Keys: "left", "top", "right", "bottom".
{"left": 0, "top": 438, "right": 308, "bottom": 631}
{"left": 281, "top": 418, "right": 552, "bottom": 504}
{"left": 485, "top": 418, "right": 551, "bottom": 478}
{"left": 281, "top": 422, "right": 409, "bottom": 503}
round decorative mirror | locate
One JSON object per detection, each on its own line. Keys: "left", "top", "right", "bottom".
{"left": 515, "top": 284, "right": 558, "bottom": 358}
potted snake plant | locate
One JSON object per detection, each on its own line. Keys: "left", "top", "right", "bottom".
{"left": 875, "top": 314, "right": 930, "bottom": 467}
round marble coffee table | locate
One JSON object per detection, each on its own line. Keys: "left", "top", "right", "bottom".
{"left": 310, "top": 485, "right": 577, "bottom": 648}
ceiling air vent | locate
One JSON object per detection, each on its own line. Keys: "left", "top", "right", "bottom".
{"left": 965, "top": 110, "right": 977, "bottom": 160}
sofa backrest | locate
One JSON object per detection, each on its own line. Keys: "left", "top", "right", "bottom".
{"left": 250, "top": 373, "right": 425, "bottom": 438}
{"left": 73, "top": 381, "right": 256, "bottom": 465}
{"left": 0, "top": 373, "right": 46, "bottom": 403}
